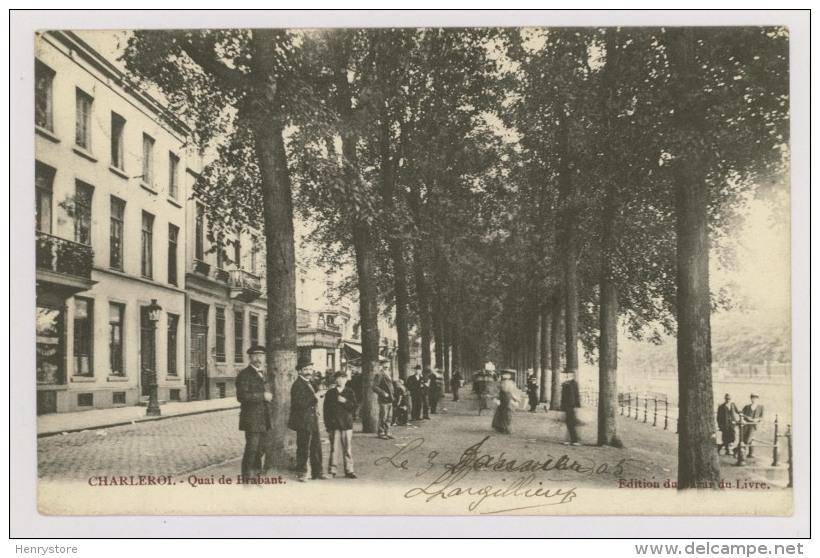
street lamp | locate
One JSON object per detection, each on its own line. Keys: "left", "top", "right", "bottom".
{"left": 146, "top": 299, "right": 162, "bottom": 417}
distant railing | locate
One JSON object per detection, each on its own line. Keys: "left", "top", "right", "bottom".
{"left": 590, "top": 388, "right": 791, "bottom": 484}
{"left": 36, "top": 232, "right": 93, "bottom": 278}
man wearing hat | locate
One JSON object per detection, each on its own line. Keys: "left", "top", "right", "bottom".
{"left": 372, "top": 363, "right": 395, "bottom": 439}
{"left": 236, "top": 345, "right": 272, "bottom": 479}
{"left": 405, "top": 365, "right": 427, "bottom": 421}
{"left": 716, "top": 393, "right": 740, "bottom": 455}
{"left": 288, "top": 355, "right": 326, "bottom": 481}
{"left": 740, "top": 394, "right": 764, "bottom": 458}
{"left": 560, "top": 370, "right": 582, "bottom": 446}
{"left": 323, "top": 371, "right": 358, "bottom": 478}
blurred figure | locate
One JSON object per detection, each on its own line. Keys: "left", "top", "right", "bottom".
{"left": 526, "top": 374, "right": 539, "bottom": 412}
{"left": 561, "top": 370, "right": 582, "bottom": 446}
{"left": 492, "top": 370, "right": 518, "bottom": 434}
{"left": 392, "top": 378, "right": 409, "bottom": 426}
{"left": 450, "top": 370, "right": 462, "bottom": 401}
{"left": 429, "top": 369, "right": 444, "bottom": 414}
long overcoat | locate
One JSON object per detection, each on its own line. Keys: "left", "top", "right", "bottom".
{"left": 236, "top": 365, "right": 272, "bottom": 432}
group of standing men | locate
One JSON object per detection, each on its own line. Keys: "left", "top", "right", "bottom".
{"left": 236, "top": 346, "right": 357, "bottom": 482}
{"left": 717, "top": 393, "right": 765, "bottom": 457}
{"left": 236, "top": 345, "right": 456, "bottom": 482}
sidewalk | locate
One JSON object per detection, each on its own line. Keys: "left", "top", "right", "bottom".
{"left": 37, "top": 397, "right": 239, "bottom": 437}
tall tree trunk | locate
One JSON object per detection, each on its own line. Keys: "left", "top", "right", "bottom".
{"left": 598, "top": 269, "right": 621, "bottom": 447}
{"left": 540, "top": 306, "right": 551, "bottom": 403}
{"left": 532, "top": 312, "right": 541, "bottom": 381}
{"left": 550, "top": 294, "right": 563, "bottom": 410}
{"left": 409, "top": 183, "right": 432, "bottom": 369}
{"left": 433, "top": 299, "right": 444, "bottom": 370}
{"left": 335, "top": 38, "right": 380, "bottom": 433}
{"left": 443, "top": 316, "right": 451, "bottom": 391}
{"left": 451, "top": 320, "right": 461, "bottom": 378}
{"left": 352, "top": 221, "right": 381, "bottom": 433}
{"left": 377, "top": 112, "right": 410, "bottom": 381}
{"left": 667, "top": 27, "right": 720, "bottom": 487}
{"left": 556, "top": 114, "right": 580, "bottom": 383}
{"left": 597, "top": 29, "right": 622, "bottom": 449}
{"left": 249, "top": 30, "right": 297, "bottom": 467}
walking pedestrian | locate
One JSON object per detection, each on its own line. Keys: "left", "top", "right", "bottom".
{"left": 450, "top": 370, "right": 462, "bottom": 401}
{"left": 492, "top": 370, "right": 518, "bottom": 434}
{"left": 561, "top": 370, "right": 582, "bottom": 446}
{"left": 526, "top": 373, "right": 539, "bottom": 412}
{"left": 236, "top": 345, "right": 272, "bottom": 479}
{"left": 323, "top": 371, "right": 357, "bottom": 478}
{"left": 288, "top": 356, "right": 327, "bottom": 482}
{"left": 373, "top": 364, "right": 395, "bottom": 439}
{"left": 716, "top": 393, "right": 739, "bottom": 455}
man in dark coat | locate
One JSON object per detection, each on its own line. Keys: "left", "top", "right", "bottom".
{"left": 561, "top": 371, "right": 582, "bottom": 446}
{"left": 323, "top": 371, "right": 357, "bottom": 478}
{"left": 450, "top": 370, "right": 462, "bottom": 401}
{"left": 373, "top": 364, "right": 395, "bottom": 439}
{"left": 406, "top": 365, "right": 427, "bottom": 421}
{"left": 526, "top": 374, "right": 539, "bottom": 412}
{"left": 288, "top": 356, "right": 327, "bottom": 481}
{"left": 716, "top": 393, "right": 739, "bottom": 455}
{"left": 740, "top": 394, "right": 764, "bottom": 458}
{"left": 235, "top": 345, "right": 272, "bottom": 478}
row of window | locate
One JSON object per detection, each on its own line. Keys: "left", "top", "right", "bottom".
{"left": 36, "top": 161, "right": 180, "bottom": 285}
{"left": 72, "top": 298, "right": 180, "bottom": 379}
{"left": 194, "top": 204, "right": 262, "bottom": 275}
{"left": 211, "top": 306, "right": 265, "bottom": 365}
{"left": 36, "top": 59, "right": 180, "bottom": 199}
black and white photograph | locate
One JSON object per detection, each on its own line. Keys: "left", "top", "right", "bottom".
{"left": 12, "top": 9, "right": 809, "bottom": 536}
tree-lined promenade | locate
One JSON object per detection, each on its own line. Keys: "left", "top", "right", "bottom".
{"left": 122, "top": 27, "right": 789, "bottom": 487}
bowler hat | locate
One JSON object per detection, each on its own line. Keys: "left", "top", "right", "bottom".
{"left": 414, "top": 364, "right": 422, "bottom": 370}
{"left": 750, "top": 393, "right": 759, "bottom": 399}
{"left": 333, "top": 371, "right": 346, "bottom": 379}
{"left": 247, "top": 345, "right": 266, "bottom": 355}
{"left": 297, "top": 355, "right": 314, "bottom": 370}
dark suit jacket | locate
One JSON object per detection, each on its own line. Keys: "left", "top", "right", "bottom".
{"left": 323, "top": 386, "right": 357, "bottom": 431}
{"left": 372, "top": 373, "right": 394, "bottom": 404}
{"left": 288, "top": 376, "right": 319, "bottom": 431}
{"left": 717, "top": 402, "right": 739, "bottom": 431}
{"left": 406, "top": 374, "right": 424, "bottom": 396}
{"left": 560, "top": 379, "right": 581, "bottom": 412}
{"left": 742, "top": 404, "right": 764, "bottom": 428}
{"left": 236, "top": 365, "right": 271, "bottom": 432}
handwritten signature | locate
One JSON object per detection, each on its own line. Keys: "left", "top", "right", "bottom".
{"left": 375, "top": 436, "right": 641, "bottom": 514}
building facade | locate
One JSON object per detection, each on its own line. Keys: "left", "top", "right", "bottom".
{"left": 35, "top": 31, "right": 190, "bottom": 413}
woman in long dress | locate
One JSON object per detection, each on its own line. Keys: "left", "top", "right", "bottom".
{"left": 492, "top": 371, "right": 518, "bottom": 434}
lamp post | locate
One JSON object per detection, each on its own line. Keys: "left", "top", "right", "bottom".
{"left": 146, "top": 299, "right": 162, "bottom": 417}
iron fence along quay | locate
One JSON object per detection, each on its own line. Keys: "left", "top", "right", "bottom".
{"left": 578, "top": 389, "right": 792, "bottom": 487}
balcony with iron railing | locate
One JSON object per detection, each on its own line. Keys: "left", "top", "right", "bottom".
{"left": 36, "top": 231, "right": 95, "bottom": 296}
{"left": 229, "top": 269, "right": 263, "bottom": 302}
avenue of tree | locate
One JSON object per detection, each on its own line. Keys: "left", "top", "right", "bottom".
{"left": 123, "top": 26, "right": 788, "bottom": 487}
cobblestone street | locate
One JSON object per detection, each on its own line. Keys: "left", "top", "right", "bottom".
{"left": 37, "top": 409, "right": 244, "bottom": 481}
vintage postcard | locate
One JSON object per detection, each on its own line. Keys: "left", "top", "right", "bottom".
{"left": 13, "top": 11, "right": 808, "bottom": 532}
